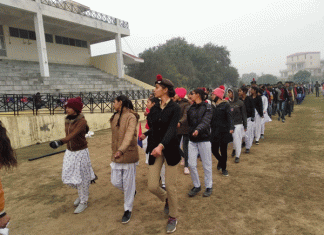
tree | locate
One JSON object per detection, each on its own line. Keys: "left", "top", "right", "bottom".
{"left": 293, "top": 70, "right": 311, "bottom": 83}
{"left": 257, "top": 74, "right": 278, "bottom": 84}
{"left": 126, "top": 37, "right": 238, "bottom": 90}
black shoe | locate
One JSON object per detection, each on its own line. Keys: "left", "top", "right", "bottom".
{"left": 260, "top": 134, "right": 264, "bottom": 139}
{"left": 203, "top": 188, "right": 212, "bottom": 197}
{"left": 122, "top": 210, "right": 132, "bottom": 224}
{"left": 222, "top": 170, "right": 229, "bottom": 177}
{"left": 255, "top": 141, "right": 259, "bottom": 145}
{"left": 245, "top": 149, "right": 250, "bottom": 154}
{"left": 231, "top": 150, "right": 236, "bottom": 157}
{"left": 217, "top": 166, "right": 222, "bottom": 171}
{"left": 164, "top": 199, "right": 169, "bottom": 215}
{"left": 188, "top": 186, "right": 201, "bottom": 197}
{"left": 242, "top": 142, "right": 246, "bottom": 148}
{"left": 235, "top": 157, "right": 240, "bottom": 163}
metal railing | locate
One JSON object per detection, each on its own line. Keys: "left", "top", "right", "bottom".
{"left": 39, "top": 0, "right": 129, "bottom": 29}
{"left": 0, "top": 90, "right": 152, "bottom": 116}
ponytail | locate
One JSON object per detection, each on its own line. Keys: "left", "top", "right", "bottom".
{"left": 0, "top": 122, "right": 17, "bottom": 170}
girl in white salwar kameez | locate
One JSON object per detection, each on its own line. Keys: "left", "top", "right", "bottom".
{"left": 49, "top": 97, "right": 96, "bottom": 214}
{"left": 259, "top": 90, "right": 272, "bottom": 139}
{"left": 110, "top": 95, "right": 140, "bottom": 224}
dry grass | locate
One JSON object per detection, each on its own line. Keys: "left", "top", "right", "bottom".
{"left": 2, "top": 94, "right": 324, "bottom": 234}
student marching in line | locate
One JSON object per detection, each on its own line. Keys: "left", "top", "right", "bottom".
{"left": 250, "top": 87, "right": 263, "bottom": 145}
{"left": 238, "top": 86, "right": 255, "bottom": 154}
{"left": 187, "top": 88, "right": 213, "bottom": 197}
{"left": 49, "top": 97, "right": 96, "bottom": 214}
{"left": 141, "top": 95, "right": 166, "bottom": 189}
{"left": 210, "top": 88, "right": 234, "bottom": 176}
{"left": 228, "top": 88, "right": 247, "bottom": 163}
{"left": 110, "top": 95, "right": 140, "bottom": 224}
{"left": 174, "top": 87, "right": 190, "bottom": 175}
{"left": 141, "top": 74, "right": 181, "bottom": 234}
{"left": 259, "top": 89, "right": 271, "bottom": 139}
{"left": 0, "top": 121, "right": 18, "bottom": 234}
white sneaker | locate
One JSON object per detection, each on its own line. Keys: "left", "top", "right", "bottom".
{"left": 184, "top": 167, "right": 190, "bottom": 175}
{"left": 74, "top": 203, "right": 87, "bottom": 214}
{"left": 74, "top": 197, "right": 81, "bottom": 207}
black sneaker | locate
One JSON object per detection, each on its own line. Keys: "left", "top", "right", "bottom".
{"left": 188, "top": 186, "right": 201, "bottom": 197}
{"left": 122, "top": 210, "right": 132, "bottom": 224}
{"left": 166, "top": 217, "right": 177, "bottom": 234}
{"left": 164, "top": 199, "right": 169, "bottom": 215}
{"left": 217, "top": 163, "right": 222, "bottom": 171}
{"left": 245, "top": 149, "right": 250, "bottom": 154}
{"left": 222, "top": 170, "right": 229, "bottom": 176}
{"left": 242, "top": 142, "right": 246, "bottom": 148}
{"left": 231, "top": 150, "right": 236, "bottom": 157}
{"left": 255, "top": 141, "right": 259, "bottom": 145}
{"left": 235, "top": 157, "right": 240, "bottom": 163}
{"left": 203, "top": 188, "right": 212, "bottom": 197}
{"left": 260, "top": 134, "right": 264, "bottom": 139}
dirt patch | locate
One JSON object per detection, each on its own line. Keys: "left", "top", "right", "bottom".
{"left": 2, "top": 94, "right": 324, "bottom": 234}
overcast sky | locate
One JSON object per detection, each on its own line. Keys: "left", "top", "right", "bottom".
{"left": 77, "top": 0, "right": 324, "bottom": 77}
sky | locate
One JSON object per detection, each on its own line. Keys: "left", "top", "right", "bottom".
{"left": 76, "top": 0, "right": 324, "bottom": 77}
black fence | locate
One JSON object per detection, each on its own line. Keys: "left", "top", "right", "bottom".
{"left": 0, "top": 90, "right": 152, "bottom": 116}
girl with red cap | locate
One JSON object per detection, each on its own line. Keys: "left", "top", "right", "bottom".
{"left": 210, "top": 88, "right": 234, "bottom": 176}
{"left": 174, "top": 87, "right": 190, "bottom": 175}
{"left": 49, "top": 97, "right": 96, "bottom": 214}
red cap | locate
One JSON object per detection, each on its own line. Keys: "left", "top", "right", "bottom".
{"left": 219, "top": 85, "right": 225, "bottom": 90}
{"left": 65, "top": 97, "right": 83, "bottom": 113}
{"left": 175, "top": 87, "right": 187, "bottom": 99}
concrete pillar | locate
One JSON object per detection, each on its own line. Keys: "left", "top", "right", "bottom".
{"left": 115, "top": 22, "right": 124, "bottom": 78}
{"left": 34, "top": 11, "right": 49, "bottom": 77}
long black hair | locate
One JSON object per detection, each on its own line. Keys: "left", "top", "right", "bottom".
{"left": 110, "top": 95, "right": 134, "bottom": 127}
{"left": 193, "top": 88, "right": 207, "bottom": 101}
{"left": 0, "top": 122, "right": 17, "bottom": 170}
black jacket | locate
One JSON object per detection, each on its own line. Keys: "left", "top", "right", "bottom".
{"left": 210, "top": 101, "right": 234, "bottom": 143}
{"left": 187, "top": 101, "right": 212, "bottom": 142}
{"left": 144, "top": 100, "right": 181, "bottom": 166}
{"left": 242, "top": 96, "right": 255, "bottom": 119}
{"left": 252, "top": 95, "right": 263, "bottom": 117}
{"left": 228, "top": 88, "right": 247, "bottom": 129}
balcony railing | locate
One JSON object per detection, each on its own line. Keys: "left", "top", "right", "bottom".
{"left": 39, "top": 0, "right": 129, "bottom": 29}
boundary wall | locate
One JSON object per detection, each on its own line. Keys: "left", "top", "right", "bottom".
{"left": 0, "top": 112, "right": 145, "bottom": 149}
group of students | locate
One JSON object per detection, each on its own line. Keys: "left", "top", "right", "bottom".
{"left": 0, "top": 75, "right": 309, "bottom": 234}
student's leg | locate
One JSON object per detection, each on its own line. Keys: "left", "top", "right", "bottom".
{"left": 165, "top": 160, "right": 179, "bottom": 218}
{"left": 111, "top": 169, "right": 123, "bottom": 191}
{"left": 245, "top": 118, "right": 254, "bottom": 150}
{"left": 123, "top": 165, "right": 137, "bottom": 212}
{"left": 148, "top": 155, "right": 167, "bottom": 202}
{"left": 183, "top": 134, "right": 189, "bottom": 168}
{"left": 255, "top": 114, "right": 261, "bottom": 141}
{"left": 188, "top": 141, "right": 200, "bottom": 188}
{"left": 211, "top": 141, "right": 221, "bottom": 162}
{"left": 219, "top": 142, "right": 228, "bottom": 171}
{"left": 197, "top": 141, "right": 212, "bottom": 189}
{"left": 233, "top": 124, "right": 243, "bottom": 157}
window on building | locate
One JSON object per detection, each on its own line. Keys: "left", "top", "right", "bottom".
{"left": 81, "top": 40, "right": 87, "bottom": 48}
{"left": 0, "top": 25, "right": 6, "bottom": 56}
{"left": 9, "top": 27, "right": 19, "bottom": 37}
{"left": 19, "top": 29, "right": 29, "bottom": 39}
{"left": 69, "top": 38, "right": 75, "bottom": 46}
{"left": 55, "top": 35, "right": 62, "bottom": 44}
{"left": 28, "top": 31, "right": 36, "bottom": 40}
{"left": 62, "top": 37, "right": 69, "bottom": 45}
{"left": 75, "top": 39, "right": 81, "bottom": 47}
{"left": 45, "top": 34, "right": 53, "bottom": 43}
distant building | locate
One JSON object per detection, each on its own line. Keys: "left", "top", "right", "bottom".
{"left": 280, "top": 52, "right": 321, "bottom": 80}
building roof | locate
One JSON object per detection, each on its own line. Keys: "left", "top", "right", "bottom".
{"left": 123, "top": 52, "right": 144, "bottom": 64}
{"left": 287, "top": 52, "right": 320, "bottom": 58}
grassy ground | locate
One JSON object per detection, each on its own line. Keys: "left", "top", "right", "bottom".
{"left": 2, "top": 93, "right": 324, "bottom": 235}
